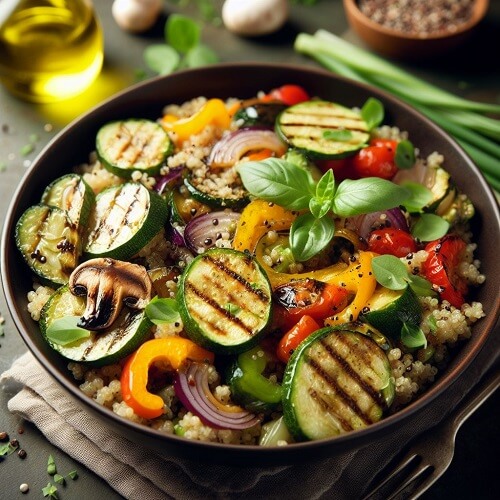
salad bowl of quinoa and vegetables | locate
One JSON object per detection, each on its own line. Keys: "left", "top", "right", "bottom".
{"left": 2, "top": 64, "right": 499, "bottom": 463}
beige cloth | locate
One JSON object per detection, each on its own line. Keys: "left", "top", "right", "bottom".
{"left": 1, "top": 329, "right": 498, "bottom": 500}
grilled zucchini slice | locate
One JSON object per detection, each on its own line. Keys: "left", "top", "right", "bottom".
{"left": 282, "top": 327, "right": 394, "bottom": 441}
{"left": 178, "top": 248, "right": 272, "bottom": 354}
{"left": 96, "top": 119, "right": 173, "bottom": 178}
{"left": 84, "top": 182, "right": 168, "bottom": 260}
{"left": 275, "top": 100, "right": 370, "bottom": 159}
{"left": 15, "top": 204, "right": 80, "bottom": 286}
{"left": 41, "top": 173, "right": 95, "bottom": 227}
{"left": 40, "top": 285, "right": 152, "bottom": 366}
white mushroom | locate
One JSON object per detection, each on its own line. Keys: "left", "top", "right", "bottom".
{"left": 69, "top": 258, "right": 153, "bottom": 331}
{"left": 112, "top": 0, "right": 163, "bottom": 34}
{"left": 222, "top": 0, "right": 289, "bottom": 37}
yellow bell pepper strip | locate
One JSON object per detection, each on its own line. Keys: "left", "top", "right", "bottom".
{"left": 120, "top": 337, "right": 214, "bottom": 420}
{"left": 161, "top": 98, "right": 231, "bottom": 144}
{"left": 256, "top": 247, "right": 377, "bottom": 325}
{"left": 232, "top": 199, "right": 298, "bottom": 253}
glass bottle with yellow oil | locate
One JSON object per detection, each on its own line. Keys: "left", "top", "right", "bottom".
{"left": 0, "top": 0, "right": 103, "bottom": 102}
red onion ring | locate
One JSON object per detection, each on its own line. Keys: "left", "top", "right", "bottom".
{"left": 207, "top": 128, "right": 286, "bottom": 167}
{"left": 184, "top": 211, "right": 240, "bottom": 254}
{"left": 154, "top": 166, "right": 184, "bottom": 194}
{"left": 174, "top": 362, "right": 261, "bottom": 430}
{"left": 347, "top": 208, "right": 408, "bottom": 241}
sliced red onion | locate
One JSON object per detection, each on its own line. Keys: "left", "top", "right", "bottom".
{"left": 174, "top": 362, "right": 260, "bottom": 430}
{"left": 392, "top": 162, "right": 436, "bottom": 190}
{"left": 184, "top": 211, "right": 240, "bottom": 254}
{"left": 168, "top": 222, "right": 186, "bottom": 247}
{"left": 207, "top": 128, "right": 286, "bottom": 167}
{"left": 347, "top": 208, "right": 408, "bottom": 241}
{"left": 154, "top": 166, "right": 184, "bottom": 194}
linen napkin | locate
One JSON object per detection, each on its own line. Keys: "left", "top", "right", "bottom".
{"left": 1, "top": 328, "right": 498, "bottom": 500}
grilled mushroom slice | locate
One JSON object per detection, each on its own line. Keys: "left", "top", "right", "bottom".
{"left": 69, "top": 257, "right": 153, "bottom": 330}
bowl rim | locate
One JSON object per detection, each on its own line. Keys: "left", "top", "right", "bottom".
{"left": 343, "top": 0, "right": 490, "bottom": 41}
{"left": 2, "top": 61, "right": 499, "bottom": 462}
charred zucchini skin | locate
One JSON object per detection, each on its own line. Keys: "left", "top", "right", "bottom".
{"left": 177, "top": 248, "right": 273, "bottom": 354}
{"left": 15, "top": 204, "right": 80, "bottom": 286}
{"left": 282, "top": 326, "right": 394, "bottom": 441}
{"left": 275, "top": 100, "right": 370, "bottom": 159}
{"left": 96, "top": 119, "right": 173, "bottom": 179}
{"left": 40, "top": 285, "right": 152, "bottom": 366}
{"left": 183, "top": 176, "right": 250, "bottom": 210}
{"left": 84, "top": 182, "right": 169, "bottom": 261}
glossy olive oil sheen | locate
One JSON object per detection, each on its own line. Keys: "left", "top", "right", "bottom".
{"left": 0, "top": 0, "right": 103, "bottom": 102}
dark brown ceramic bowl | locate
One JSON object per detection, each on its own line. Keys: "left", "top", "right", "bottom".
{"left": 343, "top": 0, "right": 489, "bottom": 60}
{"left": 2, "top": 63, "right": 499, "bottom": 465}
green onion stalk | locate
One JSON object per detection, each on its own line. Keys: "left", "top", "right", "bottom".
{"left": 294, "top": 31, "right": 500, "bottom": 193}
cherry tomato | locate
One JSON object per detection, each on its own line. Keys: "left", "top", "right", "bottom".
{"left": 273, "top": 278, "right": 351, "bottom": 329}
{"left": 367, "top": 228, "right": 417, "bottom": 257}
{"left": 316, "top": 157, "right": 358, "bottom": 181}
{"left": 422, "top": 235, "right": 468, "bottom": 308}
{"left": 277, "top": 315, "right": 320, "bottom": 363}
{"left": 352, "top": 139, "right": 399, "bottom": 179}
{"left": 264, "top": 84, "right": 310, "bottom": 106}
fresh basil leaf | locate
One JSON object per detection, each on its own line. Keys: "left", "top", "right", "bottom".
{"left": 332, "top": 177, "right": 410, "bottom": 217}
{"left": 145, "top": 296, "right": 180, "bottom": 325}
{"left": 310, "top": 169, "right": 335, "bottom": 218}
{"left": 323, "top": 129, "right": 353, "bottom": 142}
{"left": 183, "top": 44, "right": 219, "bottom": 68}
{"left": 411, "top": 213, "right": 450, "bottom": 241}
{"left": 401, "top": 181, "right": 434, "bottom": 212}
{"left": 143, "top": 44, "right": 180, "bottom": 75}
{"left": 407, "top": 274, "right": 437, "bottom": 297}
{"left": 290, "top": 213, "right": 335, "bottom": 262}
{"left": 238, "top": 158, "right": 315, "bottom": 210}
{"left": 309, "top": 197, "right": 332, "bottom": 219}
{"left": 165, "top": 14, "right": 201, "bottom": 53}
{"left": 372, "top": 254, "right": 409, "bottom": 290}
{"left": 45, "top": 317, "right": 90, "bottom": 346}
{"left": 361, "top": 97, "right": 384, "bottom": 130}
{"left": 395, "top": 140, "right": 415, "bottom": 169}
{"left": 401, "top": 322, "right": 427, "bottom": 349}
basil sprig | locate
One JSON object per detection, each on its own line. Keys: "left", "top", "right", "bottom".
{"left": 238, "top": 157, "right": 410, "bottom": 261}
{"left": 145, "top": 296, "right": 181, "bottom": 325}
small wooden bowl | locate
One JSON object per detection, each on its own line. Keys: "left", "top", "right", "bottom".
{"left": 343, "top": 0, "right": 489, "bottom": 60}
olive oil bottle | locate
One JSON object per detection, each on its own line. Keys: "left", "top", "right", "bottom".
{"left": 0, "top": 0, "right": 103, "bottom": 102}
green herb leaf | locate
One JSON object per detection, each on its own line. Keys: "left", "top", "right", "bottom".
{"left": 361, "top": 97, "right": 384, "bottom": 130}
{"left": 332, "top": 177, "right": 409, "bottom": 217}
{"left": 54, "top": 474, "right": 65, "bottom": 485}
{"left": 145, "top": 296, "right": 180, "bottom": 325}
{"left": 290, "top": 213, "right": 335, "bottom": 262}
{"left": 371, "top": 255, "right": 409, "bottom": 290}
{"left": 144, "top": 44, "right": 181, "bottom": 75}
{"left": 407, "top": 274, "right": 437, "bottom": 297}
{"left": 238, "top": 158, "right": 315, "bottom": 210}
{"left": 428, "top": 314, "right": 438, "bottom": 333}
{"left": 0, "top": 442, "right": 16, "bottom": 456}
{"left": 395, "top": 139, "right": 416, "bottom": 169}
{"left": 310, "top": 169, "right": 335, "bottom": 218}
{"left": 411, "top": 213, "right": 450, "bottom": 241}
{"left": 45, "top": 318, "right": 90, "bottom": 346}
{"left": 401, "top": 322, "right": 427, "bottom": 349}
{"left": 47, "top": 454, "right": 57, "bottom": 475}
{"left": 323, "top": 129, "right": 353, "bottom": 142}
{"left": 401, "top": 181, "right": 434, "bottom": 212}
{"left": 42, "top": 482, "right": 58, "bottom": 499}
{"left": 225, "top": 303, "right": 241, "bottom": 316}
{"left": 67, "top": 470, "right": 78, "bottom": 480}
{"left": 184, "top": 44, "right": 219, "bottom": 68}
{"left": 165, "top": 14, "right": 201, "bottom": 53}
